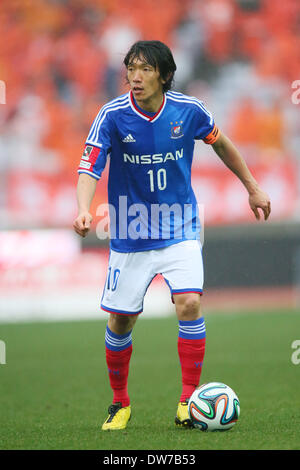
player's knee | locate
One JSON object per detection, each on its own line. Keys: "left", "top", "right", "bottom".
{"left": 175, "top": 293, "right": 201, "bottom": 321}
{"left": 108, "top": 313, "right": 137, "bottom": 334}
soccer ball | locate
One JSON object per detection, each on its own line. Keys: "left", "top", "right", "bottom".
{"left": 188, "top": 382, "right": 240, "bottom": 431}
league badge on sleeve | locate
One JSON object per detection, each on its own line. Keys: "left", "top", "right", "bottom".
{"left": 78, "top": 144, "right": 101, "bottom": 172}
{"left": 171, "top": 121, "right": 184, "bottom": 139}
{"left": 82, "top": 145, "right": 93, "bottom": 160}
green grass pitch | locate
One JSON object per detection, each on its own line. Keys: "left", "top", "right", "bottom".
{"left": 0, "top": 309, "right": 299, "bottom": 450}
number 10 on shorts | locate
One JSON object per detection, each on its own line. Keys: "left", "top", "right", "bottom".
{"left": 107, "top": 267, "right": 120, "bottom": 291}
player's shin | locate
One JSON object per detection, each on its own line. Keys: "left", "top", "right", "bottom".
{"left": 105, "top": 325, "right": 133, "bottom": 407}
{"left": 177, "top": 318, "right": 206, "bottom": 402}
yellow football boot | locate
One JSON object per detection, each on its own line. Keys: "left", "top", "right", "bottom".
{"left": 175, "top": 399, "right": 193, "bottom": 428}
{"left": 101, "top": 402, "right": 131, "bottom": 431}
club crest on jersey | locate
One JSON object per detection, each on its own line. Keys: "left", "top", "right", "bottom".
{"left": 171, "top": 123, "right": 184, "bottom": 139}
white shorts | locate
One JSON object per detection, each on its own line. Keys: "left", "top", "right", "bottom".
{"left": 101, "top": 240, "right": 203, "bottom": 315}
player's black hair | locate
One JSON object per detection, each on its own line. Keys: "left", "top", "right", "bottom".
{"left": 124, "top": 40, "right": 177, "bottom": 93}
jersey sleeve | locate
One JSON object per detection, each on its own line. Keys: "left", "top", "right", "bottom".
{"left": 77, "top": 109, "right": 112, "bottom": 180}
{"left": 194, "top": 102, "right": 220, "bottom": 144}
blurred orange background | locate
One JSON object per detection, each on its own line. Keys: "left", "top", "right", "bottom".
{"left": 1, "top": 0, "right": 300, "bottom": 228}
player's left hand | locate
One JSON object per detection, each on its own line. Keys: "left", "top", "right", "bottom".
{"left": 249, "top": 189, "right": 271, "bottom": 221}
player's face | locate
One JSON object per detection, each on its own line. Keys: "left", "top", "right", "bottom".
{"left": 127, "top": 57, "right": 166, "bottom": 111}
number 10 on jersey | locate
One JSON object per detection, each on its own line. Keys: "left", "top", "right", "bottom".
{"left": 147, "top": 169, "right": 167, "bottom": 192}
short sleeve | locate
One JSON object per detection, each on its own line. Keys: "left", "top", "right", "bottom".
{"left": 194, "top": 102, "right": 220, "bottom": 145}
{"left": 77, "top": 108, "right": 112, "bottom": 180}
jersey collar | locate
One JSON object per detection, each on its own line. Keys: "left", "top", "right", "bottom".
{"left": 129, "top": 90, "right": 166, "bottom": 123}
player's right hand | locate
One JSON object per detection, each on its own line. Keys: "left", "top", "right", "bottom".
{"left": 73, "top": 212, "right": 93, "bottom": 237}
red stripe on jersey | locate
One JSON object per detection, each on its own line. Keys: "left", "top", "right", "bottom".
{"left": 78, "top": 144, "right": 101, "bottom": 173}
{"left": 129, "top": 90, "right": 165, "bottom": 122}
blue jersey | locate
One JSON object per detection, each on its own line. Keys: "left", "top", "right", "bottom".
{"left": 78, "top": 90, "right": 220, "bottom": 252}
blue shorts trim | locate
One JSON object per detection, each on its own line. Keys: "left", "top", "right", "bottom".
{"left": 101, "top": 304, "right": 142, "bottom": 316}
{"left": 172, "top": 288, "right": 203, "bottom": 295}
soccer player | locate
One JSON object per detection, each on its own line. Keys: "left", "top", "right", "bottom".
{"left": 73, "top": 40, "right": 271, "bottom": 431}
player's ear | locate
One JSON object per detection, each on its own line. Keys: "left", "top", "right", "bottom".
{"left": 161, "top": 72, "right": 172, "bottom": 85}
